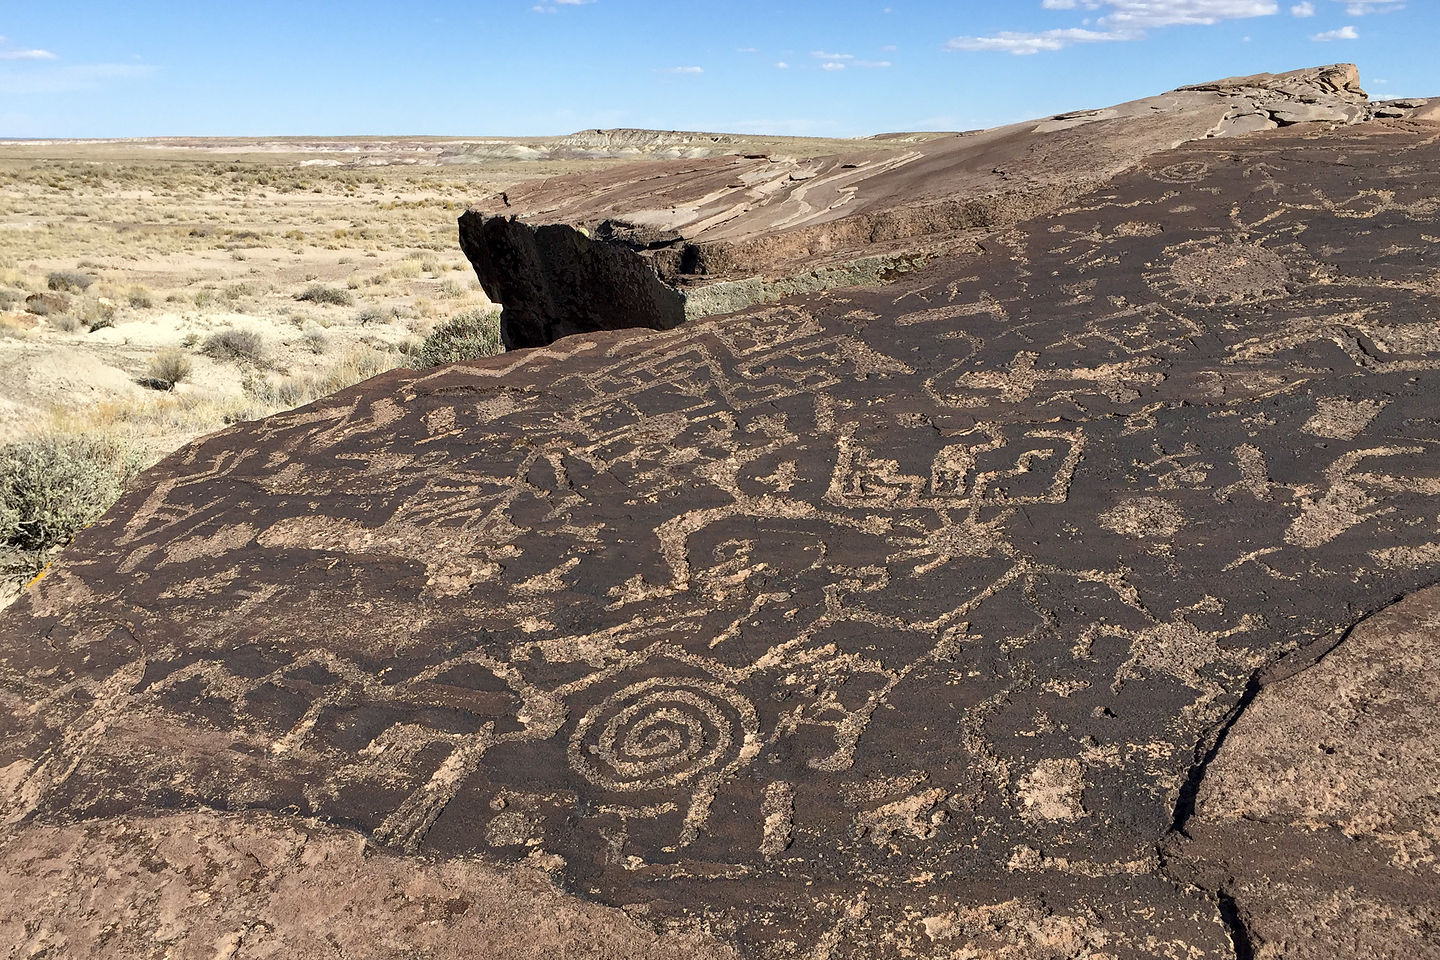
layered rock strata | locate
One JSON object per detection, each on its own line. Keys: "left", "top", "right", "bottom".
{"left": 460, "top": 64, "right": 1423, "bottom": 348}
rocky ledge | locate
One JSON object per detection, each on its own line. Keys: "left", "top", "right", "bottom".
{"left": 458, "top": 64, "right": 1429, "bottom": 349}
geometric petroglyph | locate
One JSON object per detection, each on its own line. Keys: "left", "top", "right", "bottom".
{"left": 569, "top": 675, "right": 759, "bottom": 845}
{"left": 1150, "top": 159, "right": 1211, "bottom": 184}
{"left": 1145, "top": 239, "right": 1293, "bottom": 305}
{"left": 827, "top": 424, "right": 1084, "bottom": 512}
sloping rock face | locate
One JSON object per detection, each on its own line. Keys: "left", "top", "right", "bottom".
{"left": 4, "top": 113, "right": 1440, "bottom": 958}
{"left": 460, "top": 65, "right": 1401, "bottom": 349}
{"left": 1167, "top": 586, "right": 1440, "bottom": 958}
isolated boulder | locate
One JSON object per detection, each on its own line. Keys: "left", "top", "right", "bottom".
{"left": 459, "top": 214, "right": 687, "bottom": 350}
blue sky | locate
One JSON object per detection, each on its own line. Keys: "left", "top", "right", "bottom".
{"left": 0, "top": 0, "right": 1432, "bottom": 138}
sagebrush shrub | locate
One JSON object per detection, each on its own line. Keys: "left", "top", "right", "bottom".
{"left": 354, "top": 306, "right": 395, "bottom": 325}
{"left": 408, "top": 310, "right": 502, "bottom": 368}
{"left": 301, "top": 328, "right": 328, "bottom": 354}
{"left": 46, "top": 270, "right": 94, "bottom": 293}
{"left": 25, "top": 293, "right": 69, "bottom": 317}
{"left": 203, "top": 327, "right": 265, "bottom": 363}
{"left": 145, "top": 348, "right": 193, "bottom": 389}
{"left": 0, "top": 434, "right": 147, "bottom": 550}
{"left": 296, "top": 284, "right": 353, "bottom": 306}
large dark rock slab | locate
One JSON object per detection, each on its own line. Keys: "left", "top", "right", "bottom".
{"left": 3, "top": 110, "right": 1440, "bottom": 958}
{"left": 459, "top": 214, "right": 688, "bottom": 350}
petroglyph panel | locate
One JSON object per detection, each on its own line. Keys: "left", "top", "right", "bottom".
{"left": 5, "top": 120, "right": 1440, "bottom": 958}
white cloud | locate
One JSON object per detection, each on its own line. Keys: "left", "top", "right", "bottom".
{"left": 0, "top": 62, "right": 155, "bottom": 95}
{"left": 662, "top": 65, "right": 703, "bottom": 74}
{"left": 855, "top": 60, "right": 892, "bottom": 68}
{"left": 946, "top": 27, "right": 1131, "bottom": 54}
{"left": 812, "top": 51, "right": 854, "bottom": 59}
{"left": 0, "top": 49, "right": 57, "bottom": 60}
{"left": 1341, "top": 0, "right": 1402, "bottom": 13}
{"left": 1101, "top": 1, "right": 1277, "bottom": 27}
{"left": 1290, "top": 1, "right": 1315, "bottom": 14}
{"left": 948, "top": 1, "right": 1280, "bottom": 54}
{"left": 822, "top": 61, "right": 847, "bottom": 70}
{"left": 0, "top": 36, "right": 58, "bottom": 60}
{"left": 737, "top": 46, "right": 757, "bottom": 53}
{"left": 1311, "top": 23, "right": 1358, "bottom": 37}
{"left": 775, "top": 61, "right": 790, "bottom": 69}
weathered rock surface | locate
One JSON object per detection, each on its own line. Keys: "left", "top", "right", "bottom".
{"left": 461, "top": 64, "right": 1392, "bottom": 348}
{"left": 0, "top": 809, "right": 737, "bottom": 959}
{"left": 1167, "top": 586, "right": 1440, "bottom": 958}
{"left": 3, "top": 92, "right": 1440, "bottom": 958}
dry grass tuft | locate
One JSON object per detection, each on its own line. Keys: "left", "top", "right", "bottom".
{"left": 144, "top": 348, "right": 194, "bottom": 390}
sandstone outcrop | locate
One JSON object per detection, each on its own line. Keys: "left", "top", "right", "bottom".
{"left": 459, "top": 64, "right": 1413, "bottom": 349}
{"left": 1166, "top": 586, "right": 1440, "bottom": 958}
{"left": 3, "top": 73, "right": 1440, "bottom": 959}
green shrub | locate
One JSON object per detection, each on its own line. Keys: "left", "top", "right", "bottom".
{"left": 408, "top": 309, "right": 502, "bottom": 368}
{"left": 0, "top": 434, "right": 147, "bottom": 550}
{"left": 203, "top": 327, "right": 265, "bottom": 363}
{"left": 145, "top": 348, "right": 193, "bottom": 390}
{"left": 46, "top": 270, "right": 94, "bottom": 293}
{"left": 296, "top": 284, "right": 353, "bottom": 306}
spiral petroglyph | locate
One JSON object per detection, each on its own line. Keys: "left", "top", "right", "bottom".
{"left": 568, "top": 678, "right": 759, "bottom": 793}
